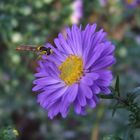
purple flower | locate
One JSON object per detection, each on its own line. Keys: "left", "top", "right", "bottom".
{"left": 124, "top": 0, "right": 138, "bottom": 8}
{"left": 70, "top": 0, "right": 83, "bottom": 24}
{"left": 99, "top": 0, "right": 108, "bottom": 7}
{"left": 33, "top": 24, "right": 116, "bottom": 119}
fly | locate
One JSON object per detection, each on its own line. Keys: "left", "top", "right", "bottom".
{"left": 16, "top": 45, "right": 53, "bottom": 56}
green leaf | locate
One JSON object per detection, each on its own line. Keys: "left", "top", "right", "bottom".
{"left": 112, "top": 102, "right": 119, "bottom": 117}
{"left": 115, "top": 75, "right": 120, "bottom": 97}
{"left": 131, "top": 87, "right": 140, "bottom": 95}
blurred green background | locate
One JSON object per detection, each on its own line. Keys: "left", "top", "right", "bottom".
{"left": 0, "top": 0, "right": 140, "bottom": 140}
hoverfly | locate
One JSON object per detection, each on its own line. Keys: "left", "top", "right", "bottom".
{"left": 16, "top": 45, "right": 53, "bottom": 56}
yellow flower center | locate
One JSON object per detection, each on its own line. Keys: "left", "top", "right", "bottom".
{"left": 59, "top": 55, "right": 83, "bottom": 85}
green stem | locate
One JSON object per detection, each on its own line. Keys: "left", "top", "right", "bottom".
{"left": 97, "top": 94, "right": 129, "bottom": 106}
{"left": 98, "top": 93, "right": 140, "bottom": 128}
{"left": 97, "top": 94, "right": 114, "bottom": 99}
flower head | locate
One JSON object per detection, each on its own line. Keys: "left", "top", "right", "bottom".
{"left": 124, "top": 0, "right": 138, "bottom": 8}
{"left": 99, "top": 0, "right": 108, "bottom": 7}
{"left": 33, "top": 24, "right": 116, "bottom": 119}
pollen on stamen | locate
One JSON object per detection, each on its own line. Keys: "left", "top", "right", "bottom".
{"left": 59, "top": 55, "right": 83, "bottom": 85}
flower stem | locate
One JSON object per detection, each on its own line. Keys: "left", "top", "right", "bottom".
{"left": 98, "top": 93, "right": 140, "bottom": 128}
{"left": 97, "top": 94, "right": 129, "bottom": 106}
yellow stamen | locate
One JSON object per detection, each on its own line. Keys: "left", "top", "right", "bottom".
{"left": 59, "top": 55, "right": 83, "bottom": 85}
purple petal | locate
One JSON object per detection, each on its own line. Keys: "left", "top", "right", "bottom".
{"left": 67, "top": 84, "right": 78, "bottom": 102}
{"left": 97, "top": 70, "right": 112, "bottom": 79}
{"left": 46, "top": 43, "right": 67, "bottom": 61}
{"left": 79, "top": 83, "right": 93, "bottom": 99}
{"left": 101, "top": 42, "right": 115, "bottom": 56}
{"left": 85, "top": 43, "right": 106, "bottom": 68}
{"left": 96, "top": 79, "right": 111, "bottom": 86}
{"left": 87, "top": 99, "right": 96, "bottom": 108}
{"left": 44, "top": 86, "right": 68, "bottom": 108}
{"left": 82, "top": 24, "right": 97, "bottom": 60}
{"left": 43, "top": 82, "right": 65, "bottom": 90}
{"left": 74, "top": 100, "right": 81, "bottom": 114}
{"left": 100, "top": 87, "right": 111, "bottom": 94}
{"left": 85, "top": 72, "right": 99, "bottom": 80}
{"left": 91, "top": 84, "right": 101, "bottom": 94}
{"left": 80, "top": 107, "right": 87, "bottom": 115}
{"left": 71, "top": 25, "right": 82, "bottom": 56}
{"left": 34, "top": 72, "right": 48, "bottom": 78}
{"left": 78, "top": 91, "right": 87, "bottom": 106}
{"left": 91, "top": 56, "right": 116, "bottom": 71}
{"left": 80, "top": 76, "right": 94, "bottom": 86}
{"left": 60, "top": 94, "right": 70, "bottom": 118}
{"left": 33, "top": 77, "right": 60, "bottom": 86}
{"left": 32, "top": 85, "right": 43, "bottom": 91}
{"left": 58, "top": 33, "right": 75, "bottom": 55}
{"left": 46, "top": 54, "right": 62, "bottom": 65}
{"left": 91, "top": 29, "right": 106, "bottom": 47}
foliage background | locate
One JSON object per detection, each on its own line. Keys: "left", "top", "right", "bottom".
{"left": 0, "top": 0, "right": 140, "bottom": 139}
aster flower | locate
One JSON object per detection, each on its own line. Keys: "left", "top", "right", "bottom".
{"left": 124, "top": 0, "right": 138, "bottom": 8}
{"left": 99, "top": 0, "right": 108, "bottom": 7}
{"left": 32, "top": 24, "right": 116, "bottom": 119}
{"left": 70, "top": 0, "right": 83, "bottom": 24}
